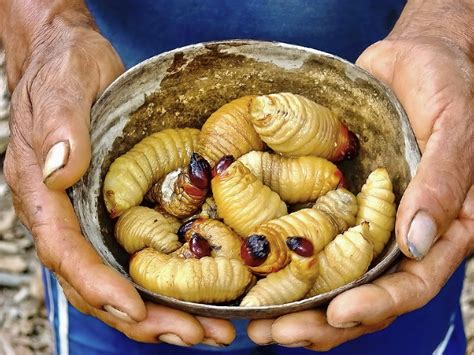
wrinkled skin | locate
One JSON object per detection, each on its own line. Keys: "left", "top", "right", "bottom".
{"left": 247, "top": 1, "right": 474, "bottom": 350}
{"left": 2, "top": 1, "right": 234, "bottom": 347}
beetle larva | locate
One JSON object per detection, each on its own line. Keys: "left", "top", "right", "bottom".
{"left": 197, "top": 96, "right": 265, "bottom": 166}
{"left": 307, "top": 222, "right": 373, "bottom": 297}
{"left": 130, "top": 248, "right": 252, "bottom": 303}
{"left": 238, "top": 151, "right": 344, "bottom": 203}
{"left": 356, "top": 168, "right": 396, "bottom": 256}
{"left": 241, "top": 188, "right": 358, "bottom": 275}
{"left": 173, "top": 218, "right": 243, "bottom": 259}
{"left": 241, "top": 237, "right": 318, "bottom": 306}
{"left": 115, "top": 206, "right": 181, "bottom": 254}
{"left": 249, "top": 93, "right": 359, "bottom": 161}
{"left": 146, "top": 153, "right": 211, "bottom": 218}
{"left": 211, "top": 157, "right": 287, "bottom": 236}
{"left": 103, "top": 128, "right": 199, "bottom": 217}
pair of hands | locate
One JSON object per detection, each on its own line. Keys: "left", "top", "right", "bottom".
{"left": 3, "top": 2, "right": 474, "bottom": 351}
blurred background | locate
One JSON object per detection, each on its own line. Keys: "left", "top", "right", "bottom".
{"left": 0, "top": 47, "right": 472, "bottom": 355}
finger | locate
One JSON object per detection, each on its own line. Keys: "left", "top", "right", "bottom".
{"left": 327, "top": 189, "right": 473, "bottom": 328}
{"left": 248, "top": 310, "right": 394, "bottom": 351}
{"left": 196, "top": 316, "right": 236, "bottom": 347}
{"left": 9, "top": 145, "right": 147, "bottom": 323}
{"left": 247, "top": 319, "right": 275, "bottom": 345}
{"left": 358, "top": 40, "right": 474, "bottom": 259}
{"left": 29, "top": 46, "right": 122, "bottom": 190}
{"left": 58, "top": 276, "right": 205, "bottom": 345}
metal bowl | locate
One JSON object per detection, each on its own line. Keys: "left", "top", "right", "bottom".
{"left": 71, "top": 40, "right": 420, "bottom": 319}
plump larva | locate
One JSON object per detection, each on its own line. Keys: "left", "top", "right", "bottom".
{"left": 241, "top": 188, "right": 358, "bottom": 274}
{"left": 114, "top": 206, "right": 181, "bottom": 254}
{"left": 130, "top": 248, "right": 253, "bottom": 303}
{"left": 238, "top": 151, "right": 343, "bottom": 203}
{"left": 356, "top": 168, "right": 396, "bottom": 256}
{"left": 241, "top": 250, "right": 318, "bottom": 306}
{"left": 103, "top": 128, "right": 199, "bottom": 217}
{"left": 174, "top": 218, "right": 243, "bottom": 259}
{"left": 197, "top": 96, "right": 265, "bottom": 166}
{"left": 146, "top": 153, "right": 211, "bottom": 218}
{"left": 211, "top": 158, "right": 287, "bottom": 236}
{"left": 249, "top": 93, "right": 359, "bottom": 161}
{"left": 307, "top": 223, "right": 374, "bottom": 297}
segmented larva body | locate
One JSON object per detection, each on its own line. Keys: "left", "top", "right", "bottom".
{"left": 115, "top": 206, "right": 181, "bottom": 254}
{"left": 147, "top": 153, "right": 211, "bottom": 219}
{"left": 243, "top": 188, "right": 358, "bottom": 275}
{"left": 103, "top": 128, "right": 199, "bottom": 217}
{"left": 174, "top": 218, "right": 243, "bottom": 259}
{"left": 197, "top": 197, "right": 219, "bottom": 220}
{"left": 197, "top": 96, "right": 265, "bottom": 166}
{"left": 238, "top": 151, "right": 343, "bottom": 203}
{"left": 146, "top": 169, "right": 198, "bottom": 218}
{"left": 356, "top": 168, "right": 396, "bottom": 256}
{"left": 211, "top": 161, "right": 287, "bottom": 236}
{"left": 307, "top": 223, "right": 373, "bottom": 297}
{"left": 241, "top": 253, "right": 318, "bottom": 306}
{"left": 130, "top": 248, "right": 252, "bottom": 303}
{"left": 249, "top": 93, "right": 358, "bottom": 161}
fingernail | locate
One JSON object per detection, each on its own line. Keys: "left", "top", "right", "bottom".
{"left": 158, "top": 333, "right": 191, "bottom": 347}
{"left": 280, "top": 341, "right": 312, "bottom": 348}
{"left": 103, "top": 304, "right": 134, "bottom": 323}
{"left": 331, "top": 321, "right": 361, "bottom": 329}
{"left": 407, "top": 210, "right": 437, "bottom": 260}
{"left": 42, "top": 140, "right": 70, "bottom": 183}
{"left": 201, "top": 338, "right": 228, "bottom": 347}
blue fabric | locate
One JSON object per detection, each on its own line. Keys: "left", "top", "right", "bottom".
{"left": 44, "top": 263, "right": 466, "bottom": 354}
{"left": 45, "top": 1, "right": 465, "bottom": 354}
{"left": 85, "top": 0, "right": 405, "bottom": 68}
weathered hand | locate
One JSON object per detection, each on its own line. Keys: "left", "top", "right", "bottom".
{"left": 2, "top": 1, "right": 234, "bottom": 347}
{"left": 247, "top": 1, "right": 474, "bottom": 350}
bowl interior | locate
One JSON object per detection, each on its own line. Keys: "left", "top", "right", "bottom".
{"left": 72, "top": 40, "right": 420, "bottom": 319}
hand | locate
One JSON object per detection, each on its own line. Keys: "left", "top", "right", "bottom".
{"left": 247, "top": 1, "right": 474, "bottom": 350}
{"left": 2, "top": 1, "right": 235, "bottom": 347}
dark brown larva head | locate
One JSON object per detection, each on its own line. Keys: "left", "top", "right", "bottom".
{"left": 241, "top": 234, "right": 270, "bottom": 267}
{"left": 189, "top": 153, "right": 212, "bottom": 189}
{"left": 211, "top": 155, "right": 235, "bottom": 177}
{"left": 343, "top": 130, "right": 360, "bottom": 160}
{"left": 286, "top": 236, "right": 314, "bottom": 257}
{"left": 177, "top": 218, "right": 198, "bottom": 243}
{"left": 189, "top": 233, "right": 211, "bottom": 259}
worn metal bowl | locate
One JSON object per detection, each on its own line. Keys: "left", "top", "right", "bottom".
{"left": 71, "top": 40, "right": 420, "bottom": 319}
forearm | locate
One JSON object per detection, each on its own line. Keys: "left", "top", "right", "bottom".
{"left": 1, "top": 0, "right": 96, "bottom": 90}
{"left": 391, "top": 0, "right": 474, "bottom": 57}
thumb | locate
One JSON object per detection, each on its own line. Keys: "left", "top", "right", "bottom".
{"left": 395, "top": 127, "right": 472, "bottom": 259}
{"left": 358, "top": 40, "right": 474, "bottom": 259}
{"left": 31, "top": 47, "right": 123, "bottom": 190}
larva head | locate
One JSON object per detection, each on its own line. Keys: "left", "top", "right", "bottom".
{"left": 211, "top": 155, "right": 235, "bottom": 177}
{"left": 335, "top": 125, "right": 360, "bottom": 162}
{"left": 177, "top": 218, "right": 198, "bottom": 243}
{"left": 344, "top": 130, "right": 360, "bottom": 160}
{"left": 189, "top": 232, "right": 211, "bottom": 259}
{"left": 286, "top": 236, "right": 314, "bottom": 257}
{"left": 241, "top": 234, "right": 270, "bottom": 267}
{"left": 189, "top": 153, "right": 211, "bottom": 190}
